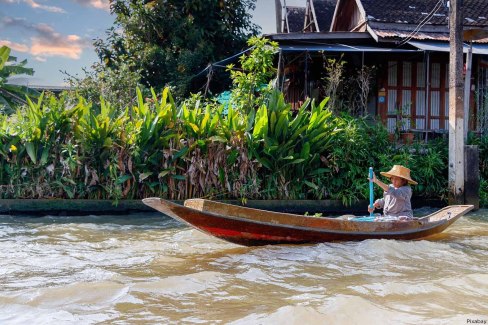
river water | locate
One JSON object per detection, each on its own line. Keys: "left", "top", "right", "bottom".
{"left": 0, "top": 208, "right": 487, "bottom": 324}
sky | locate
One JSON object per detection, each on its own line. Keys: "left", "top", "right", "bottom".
{"left": 0, "top": 0, "right": 305, "bottom": 87}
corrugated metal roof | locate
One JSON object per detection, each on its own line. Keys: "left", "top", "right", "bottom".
{"left": 373, "top": 29, "right": 450, "bottom": 41}
{"left": 373, "top": 28, "right": 488, "bottom": 43}
{"left": 280, "top": 44, "right": 417, "bottom": 52}
{"left": 408, "top": 41, "right": 488, "bottom": 54}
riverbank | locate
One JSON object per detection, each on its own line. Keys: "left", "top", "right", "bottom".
{"left": 0, "top": 198, "right": 445, "bottom": 216}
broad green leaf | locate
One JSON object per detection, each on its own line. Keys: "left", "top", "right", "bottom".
{"left": 0, "top": 46, "right": 10, "bottom": 70}
{"left": 173, "top": 146, "right": 189, "bottom": 160}
{"left": 300, "top": 142, "right": 310, "bottom": 159}
{"left": 304, "top": 180, "right": 319, "bottom": 190}
{"left": 158, "top": 170, "right": 170, "bottom": 178}
{"left": 188, "top": 122, "right": 199, "bottom": 133}
{"left": 289, "top": 158, "right": 305, "bottom": 165}
{"left": 139, "top": 172, "right": 152, "bottom": 182}
{"left": 40, "top": 147, "right": 49, "bottom": 165}
{"left": 200, "top": 111, "right": 210, "bottom": 134}
{"left": 309, "top": 168, "right": 331, "bottom": 176}
{"left": 103, "top": 137, "right": 113, "bottom": 148}
{"left": 25, "top": 142, "right": 36, "bottom": 164}
{"left": 208, "top": 135, "right": 227, "bottom": 143}
{"left": 136, "top": 87, "right": 147, "bottom": 116}
{"left": 253, "top": 104, "right": 268, "bottom": 138}
{"left": 116, "top": 174, "right": 132, "bottom": 184}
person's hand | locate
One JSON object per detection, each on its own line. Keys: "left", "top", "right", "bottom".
{"left": 368, "top": 205, "right": 374, "bottom": 213}
{"left": 368, "top": 172, "right": 377, "bottom": 184}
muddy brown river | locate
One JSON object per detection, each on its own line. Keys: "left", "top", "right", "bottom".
{"left": 0, "top": 208, "right": 487, "bottom": 324}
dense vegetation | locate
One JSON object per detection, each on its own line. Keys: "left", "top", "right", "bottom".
{"left": 76, "top": 0, "right": 259, "bottom": 102}
{"left": 0, "top": 39, "right": 454, "bottom": 204}
{"left": 0, "top": 87, "right": 459, "bottom": 204}
{"left": 0, "top": 39, "right": 486, "bottom": 206}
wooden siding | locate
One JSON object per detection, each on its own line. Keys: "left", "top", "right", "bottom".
{"left": 381, "top": 59, "right": 451, "bottom": 133}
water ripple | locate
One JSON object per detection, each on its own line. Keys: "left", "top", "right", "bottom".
{"left": 0, "top": 210, "right": 486, "bottom": 323}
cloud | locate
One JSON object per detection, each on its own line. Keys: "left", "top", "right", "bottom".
{"left": 1, "top": 17, "right": 92, "bottom": 60}
{"left": 0, "top": 0, "right": 66, "bottom": 13}
{"left": 33, "top": 56, "right": 47, "bottom": 62}
{"left": 71, "top": 0, "right": 110, "bottom": 11}
{"left": 0, "top": 40, "right": 30, "bottom": 53}
{"left": 25, "top": 0, "right": 66, "bottom": 13}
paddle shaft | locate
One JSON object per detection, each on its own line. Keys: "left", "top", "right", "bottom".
{"left": 369, "top": 167, "right": 374, "bottom": 216}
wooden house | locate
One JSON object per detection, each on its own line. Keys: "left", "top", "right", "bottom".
{"left": 268, "top": 0, "right": 488, "bottom": 136}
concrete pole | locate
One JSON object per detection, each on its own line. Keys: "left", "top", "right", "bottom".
{"left": 448, "top": 0, "right": 465, "bottom": 204}
{"left": 275, "top": 0, "right": 282, "bottom": 33}
{"left": 464, "top": 41, "right": 473, "bottom": 141}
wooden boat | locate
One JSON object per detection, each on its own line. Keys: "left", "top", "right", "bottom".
{"left": 142, "top": 198, "right": 474, "bottom": 246}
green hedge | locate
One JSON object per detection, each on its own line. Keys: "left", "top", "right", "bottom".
{"left": 1, "top": 87, "right": 482, "bottom": 206}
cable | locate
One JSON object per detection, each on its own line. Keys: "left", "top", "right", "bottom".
{"left": 397, "top": 0, "right": 445, "bottom": 46}
{"left": 191, "top": 46, "right": 255, "bottom": 81}
{"left": 397, "top": 0, "right": 444, "bottom": 46}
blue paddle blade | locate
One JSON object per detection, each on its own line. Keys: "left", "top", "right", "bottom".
{"left": 352, "top": 216, "right": 376, "bottom": 222}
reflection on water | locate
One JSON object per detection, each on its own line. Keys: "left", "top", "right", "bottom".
{"left": 0, "top": 209, "right": 487, "bottom": 324}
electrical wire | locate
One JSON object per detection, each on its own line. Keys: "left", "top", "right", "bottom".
{"left": 397, "top": 0, "right": 445, "bottom": 46}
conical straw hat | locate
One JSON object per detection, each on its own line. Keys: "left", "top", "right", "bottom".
{"left": 380, "top": 165, "right": 418, "bottom": 185}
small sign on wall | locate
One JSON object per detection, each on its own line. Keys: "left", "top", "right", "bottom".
{"left": 378, "top": 88, "right": 386, "bottom": 104}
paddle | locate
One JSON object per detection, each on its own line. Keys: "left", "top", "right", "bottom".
{"left": 351, "top": 167, "right": 376, "bottom": 222}
{"left": 369, "top": 167, "right": 374, "bottom": 217}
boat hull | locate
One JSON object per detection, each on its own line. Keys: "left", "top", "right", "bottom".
{"left": 142, "top": 198, "right": 473, "bottom": 246}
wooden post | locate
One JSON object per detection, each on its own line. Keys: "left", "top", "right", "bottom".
{"left": 275, "top": 0, "right": 282, "bottom": 33}
{"left": 465, "top": 145, "right": 480, "bottom": 210}
{"left": 448, "top": 0, "right": 465, "bottom": 204}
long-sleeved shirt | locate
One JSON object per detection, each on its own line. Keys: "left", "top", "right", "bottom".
{"left": 374, "top": 185, "right": 413, "bottom": 218}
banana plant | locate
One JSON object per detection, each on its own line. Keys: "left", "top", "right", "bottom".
{"left": 0, "top": 46, "right": 39, "bottom": 114}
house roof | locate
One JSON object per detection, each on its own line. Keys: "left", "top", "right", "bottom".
{"left": 330, "top": 0, "right": 488, "bottom": 42}
{"left": 285, "top": 6, "right": 306, "bottom": 33}
{"left": 282, "top": 0, "right": 338, "bottom": 33}
{"left": 313, "top": 0, "right": 338, "bottom": 31}
{"left": 361, "top": 0, "right": 488, "bottom": 27}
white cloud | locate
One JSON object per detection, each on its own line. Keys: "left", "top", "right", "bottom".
{"left": 0, "top": 40, "right": 30, "bottom": 53}
{"left": 0, "top": 0, "right": 66, "bottom": 13}
{"left": 30, "top": 24, "right": 92, "bottom": 60}
{"left": 25, "top": 0, "right": 66, "bottom": 13}
{"left": 1, "top": 18, "right": 92, "bottom": 60}
{"left": 71, "top": 0, "right": 110, "bottom": 11}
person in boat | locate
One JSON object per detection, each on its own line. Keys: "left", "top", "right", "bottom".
{"left": 368, "top": 165, "right": 418, "bottom": 220}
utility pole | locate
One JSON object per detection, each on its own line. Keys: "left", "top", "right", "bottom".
{"left": 275, "top": 0, "right": 282, "bottom": 33}
{"left": 448, "top": 0, "right": 465, "bottom": 204}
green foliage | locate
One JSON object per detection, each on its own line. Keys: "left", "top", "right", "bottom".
{"left": 0, "top": 46, "right": 39, "bottom": 114}
{"left": 0, "top": 86, "right": 484, "bottom": 205}
{"left": 468, "top": 133, "right": 488, "bottom": 206}
{"left": 227, "top": 37, "right": 278, "bottom": 113}
{"left": 0, "top": 41, "right": 485, "bottom": 205}
{"left": 94, "top": 0, "right": 259, "bottom": 98}
{"left": 64, "top": 59, "right": 144, "bottom": 110}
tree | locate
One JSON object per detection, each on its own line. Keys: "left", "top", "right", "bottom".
{"left": 94, "top": 0, "right": 260, "bottom": 98}
{"left": 0, "top": 46, "right": 39, "bottom": 114}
